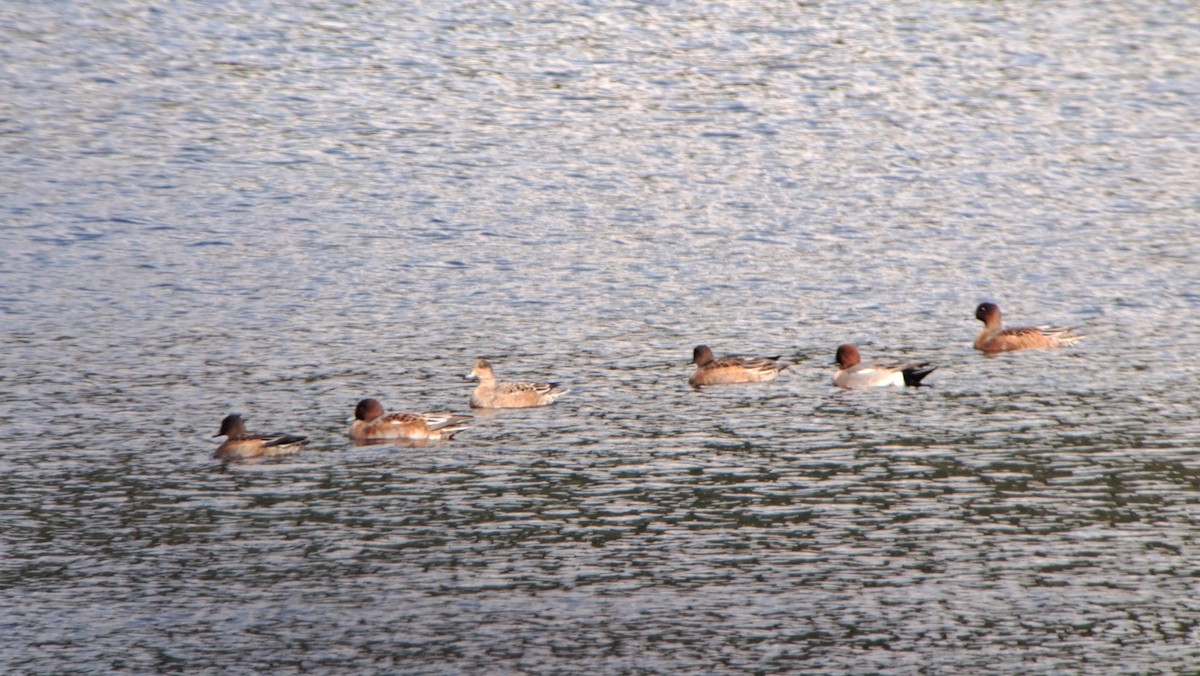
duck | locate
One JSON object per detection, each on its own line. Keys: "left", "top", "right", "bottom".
{"left": 349, "top": 398, "right": 471, "bottom": 442}
{"left": 465, "top": 358, "right": 570, "bottom": 409}
{"left": 974, "top": 302, "right": 1082, "bottom": 353}
{"left": 213, "top": 414, "right": 308, "bottom": 460}
{"left": 833, "top": 344, "right": 936, "bottom": 389}
{"left": 689, "top": 345, "right": 789, "bottom": 387}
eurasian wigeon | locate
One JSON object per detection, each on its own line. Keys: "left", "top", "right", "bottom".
{"left": 465, "top": 358, "right": 570, "bottom": 409}
{"left": 688, "top": 345, "right": 789, "bottom": 387}
{"left": 213, "top": 414, "right": 308, "bottom": 460}
{"left": 349, "top": 398, "right": 471, "bottom": 442}
{"left": 833, "top": 344, "right": 936, "bottom": 389}
{"left": 974, "top": 302, "right": 1082, "bottom": 354}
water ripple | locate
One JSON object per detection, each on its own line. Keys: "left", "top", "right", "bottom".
{"left": 4, "top": 0, "right": 1200, "bottom": 672}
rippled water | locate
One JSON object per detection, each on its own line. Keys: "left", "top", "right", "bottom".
{"left": 3, "top": 1, "right": 1200, "bottom": 672}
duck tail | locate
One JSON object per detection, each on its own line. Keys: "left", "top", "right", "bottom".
{"left": 902, "top": 363, "right": 937, "bottom": 387}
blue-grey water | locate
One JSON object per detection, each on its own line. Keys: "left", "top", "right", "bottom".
{"left": 3, "top": 1, "right": 1200, "bottom": 673}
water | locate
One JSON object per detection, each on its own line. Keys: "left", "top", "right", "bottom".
{"left": 3, "top": 1, "right": 1200, "bottom": 672}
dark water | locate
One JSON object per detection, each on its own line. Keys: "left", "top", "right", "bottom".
{"left": 3, "top": 1, "right": 1200, "bottom": 672}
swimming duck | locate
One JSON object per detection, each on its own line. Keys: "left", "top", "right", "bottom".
{"left": 974, "top": 302, "right": 1082, "bottom": 353}
{"left": 833, "top": 344, "right": 936, "bottom": 389}
{"left": 689, "top": 345, "right": 788, "bottom": 387}
{"left": 213, "top": 414, "right": 308, "bottom": 460}
{"left": 349, "top": 398, "right": 471, "bottom": 442}
{"left": 466, "top": 358, "right": 570, "bottom": 409}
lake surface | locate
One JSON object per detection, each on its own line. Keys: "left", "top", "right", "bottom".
{"left": 3, "top": 1, "right": 1200, "bottom": 672}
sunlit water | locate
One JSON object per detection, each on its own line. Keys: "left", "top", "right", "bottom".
{"left": 3, "top": 1, "right": 1200, "bottom": 672}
